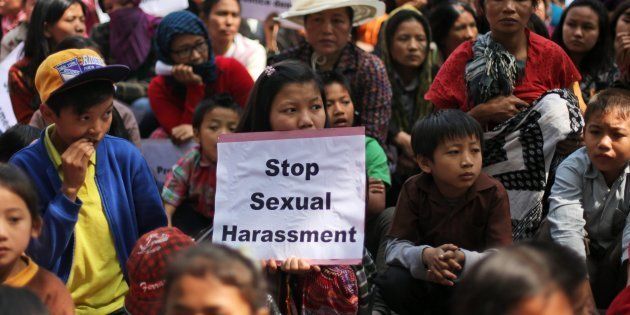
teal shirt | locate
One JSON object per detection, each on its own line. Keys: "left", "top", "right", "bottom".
{"left": 366, "top": 136, "right": 391, "bottom": 186}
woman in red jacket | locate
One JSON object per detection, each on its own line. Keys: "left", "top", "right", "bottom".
{"left": 149, "top": 10, "right": 253, "bottom": 143}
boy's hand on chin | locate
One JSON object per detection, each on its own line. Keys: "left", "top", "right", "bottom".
{"left": 60, "top": 139, "right": 95, "bottom": 201}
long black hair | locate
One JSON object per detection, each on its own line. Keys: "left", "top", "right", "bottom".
{"left": 611, "top": 0, "right": 630, "bottom": 39}
{"left": 236, "top": 60, "right": 328, "bottom": 132}
{"left": 23, "top": 0, "right": 87, "bottom": 86}
{"left": 552, "top": 0, "right": 613, "bottom": 79}
{"left": 429, "top": 1, "right": 477, "bottom": 58}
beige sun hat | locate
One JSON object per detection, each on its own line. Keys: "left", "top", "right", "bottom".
{"left": 278, "top": 0, "right": 386, "bottom": 27}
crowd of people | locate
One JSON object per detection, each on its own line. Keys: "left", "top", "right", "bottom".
{"left": 1, "top": 0, "right": 630, "bottom": 314}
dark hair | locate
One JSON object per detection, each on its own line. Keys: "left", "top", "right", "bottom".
{"left": 202, "top": 0, "right": 241, "bottom": 17}
{"left": 165, "top": 243, "right": 267, "bottom": 313}
{"left": 552, "top": 0, "right": 613, "bottom": 79}
{"left": 526, "top": 242, "right": 588, "bottom": 302}
{"left": 0, "top": 163, "right": 40, "bottom": 222}
{"left": 528, "top": 13, "right": 549, "bottom": 38}
{"left": 584, "top": 88, "right": 630, "bottom": 123}
{"left": 46, "top": 80, "right": 115, "bottom": 116}
{"left": 0, "top": 286, "right": 49, "bottom": 315}
{"left": 386, "top": 8, "right": 432, "bottom": 62}
{"left": 237, "top": 60, "right": 328, "bottom": 132}
{"left": 192, "top": 93, "right": 241, "bottom": 130}
{"left": 0, "top": 125, "right": 41, "bottom": 162}
{"left": 54, "top": 35, "right": 101, "bottom": 53}
{"left": 429, "top": 1, "right": 477, "bottom": 57}
{"left": 411, "top": 109, "right": 483, "bottom": 159}
{"left": 453, "top": 243, "right": 567, "bottom": 315}
{"left": 611, "top": 0, "right": 630, "bottom": 39}
{"left": 318, "top": 70, "right": 359, "bottom": 126}
{"left": 23, "top": 0, "right": 87, "bottom": 87}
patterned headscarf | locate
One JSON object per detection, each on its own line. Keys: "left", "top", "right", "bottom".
{"left": 155, "top": 10, "right": 217, "bottom": 83}
{"left": 379, "top": 5, "right": 434, "bottom": 133}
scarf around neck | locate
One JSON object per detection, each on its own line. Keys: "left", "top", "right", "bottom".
{"left": 464, "top": 32, "right": 525, "bottom": 107}
{"left": 109, "top": 7, "right": 160, "bottom": 71}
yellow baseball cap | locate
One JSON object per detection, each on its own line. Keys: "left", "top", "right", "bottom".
{"left": 35, "top": 48, "right": 130, "bottom": 104}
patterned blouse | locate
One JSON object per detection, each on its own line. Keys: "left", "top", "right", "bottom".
{"left": 270, "top": 42, "right": 392, "bottom": 144}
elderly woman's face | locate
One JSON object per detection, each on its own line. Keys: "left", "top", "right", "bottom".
{"left": 484, "top": 0, "right": 535, "bottom": 35}
{"left": 304, "top": 8, "right": 352, "bottom": 57}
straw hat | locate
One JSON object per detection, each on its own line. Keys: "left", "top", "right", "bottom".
{"left": 279, "top": 0, "right": 385, "bottom": 27}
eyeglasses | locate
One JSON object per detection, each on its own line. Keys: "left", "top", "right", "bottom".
{"left": 171, "top": 41, "right": 209, "bottom": 59}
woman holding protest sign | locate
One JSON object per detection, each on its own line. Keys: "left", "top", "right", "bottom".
{"left": 238, "top": 60, "right": 375, "bottom": 314}
{"left": 270, "top": 0, "right": 392, "bottom": 145}
{"left": 202, "top": 0, "right": 267, "bottom": 79}
{"left": 425, "top": 0, "right": 585, "bottom": 240}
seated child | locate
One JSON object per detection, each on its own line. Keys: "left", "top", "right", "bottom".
{"left": 0, "top": 163, "right": 74, "bottom": 315}
{"left": 453, "top": 242, "right": 578, "bottom": 315}
{"left": 162, "top": 94, "right": 241, "bottom": 236}
{"left": 163, "top": 243, "right": 269, "bottom": 315}
{"left": 378, "top": 109, "right": 513, "bottom": 314}
{"left": 9, "top": 48, "right": 167, "bottom": 313}
{"left": 548, "top": 88, "right": 630, "bottom": 307}
{"left": 320, "top": 71, "right": 392, "bottom": 270}
{"left": 124, "top": 227, "right": 195, "bottom": 315}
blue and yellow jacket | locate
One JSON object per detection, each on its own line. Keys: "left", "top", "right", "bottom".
{"left": 10, "top": 133, "right": 167, "bottom": 282}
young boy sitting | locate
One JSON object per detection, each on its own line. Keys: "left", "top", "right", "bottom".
{"left": 548, "top": 88, "right": 630, "bottom": 308}
{"left": 377, "top": 109, "right": 512, "bottom": 315}
{"left": 9, "top": 49, "right": 167, "bottom": 314}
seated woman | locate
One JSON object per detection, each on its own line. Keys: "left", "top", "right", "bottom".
{"left": 90, "top": 0, "right": 161, "bottom": 106}
{"left": 425, "top": 0, "right": 585, "bottom": 240}
{"left": 0, "top": 0, "right": 35, "bottom": 61}
{"left": 202, "top": 0, "right": 266, "bottom": 79}
{"left": 8, "top": 0, "right": 86, "bottom": 124}
{"left": 271, "top": 0, "right": 392, "bottom": 145}
{"left": 428, "top": 1, "right": 478, "bottom": 69}
{"left": 149, "top": 10, "right": 253, "bottom": 144}
{"left": 378, "top": 5, "right": 433, "bottom": 204}
{"left": 552, "top": 0, "right": 618, "bottom": 103}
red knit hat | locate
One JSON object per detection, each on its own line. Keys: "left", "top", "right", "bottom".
{"left": 124, "top": 227, "right": 194, "bottom": 315}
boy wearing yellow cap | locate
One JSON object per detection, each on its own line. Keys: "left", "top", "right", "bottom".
{"left": 9, "top": 49, "right": 167, "bottom": 314}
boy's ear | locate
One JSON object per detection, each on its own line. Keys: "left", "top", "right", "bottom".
{"left": 31, "top": 217, "right": 42, "bottom": 239}
{"left": 416, "top": 155, "right": 433, "bottom": 174}
{"left": 40, "top": 103, "right": 57, "bottom": 124}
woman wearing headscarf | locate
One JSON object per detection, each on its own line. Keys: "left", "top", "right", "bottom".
{"left": 379, "top": 5, "right": 433, "bottom": 203}
{"left": 90, "top": 0, "right": 160, "bottom": 106}
{"left": 148, "top": 10, "right": 253, "bottom": 144}
{"left": 271, "top": 0, "right": 392, "bottom": 144}
{"left": 425, "top": 0, "right": 585, "bottom": 240}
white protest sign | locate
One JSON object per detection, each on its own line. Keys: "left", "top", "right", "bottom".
{"left": 213, "top": 127, "right": 366, "bottom": 265}
{"left": 140, "top": 0, "right": 189, "bottom": 17}
{"left": 0, "top": 42, "right": 21, "bottom": 133}
{"left": 240, "top": 0, "right": 291, "bottom": 21}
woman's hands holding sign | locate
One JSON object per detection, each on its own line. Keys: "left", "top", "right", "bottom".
{"left": 262, "top": 257, "right": 321, "bottom": 275}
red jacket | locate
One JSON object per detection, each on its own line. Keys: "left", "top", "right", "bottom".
{"left": 148, "top": 56, "right": 253, "bottom": 135}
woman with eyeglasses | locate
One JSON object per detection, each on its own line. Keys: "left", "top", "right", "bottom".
{"left": 148, "top": 10, "right": 253, "bottom": 144}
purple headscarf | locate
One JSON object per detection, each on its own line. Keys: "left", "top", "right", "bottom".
{"left": 109, "top": 3, "right": 161, "bottom": 71}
